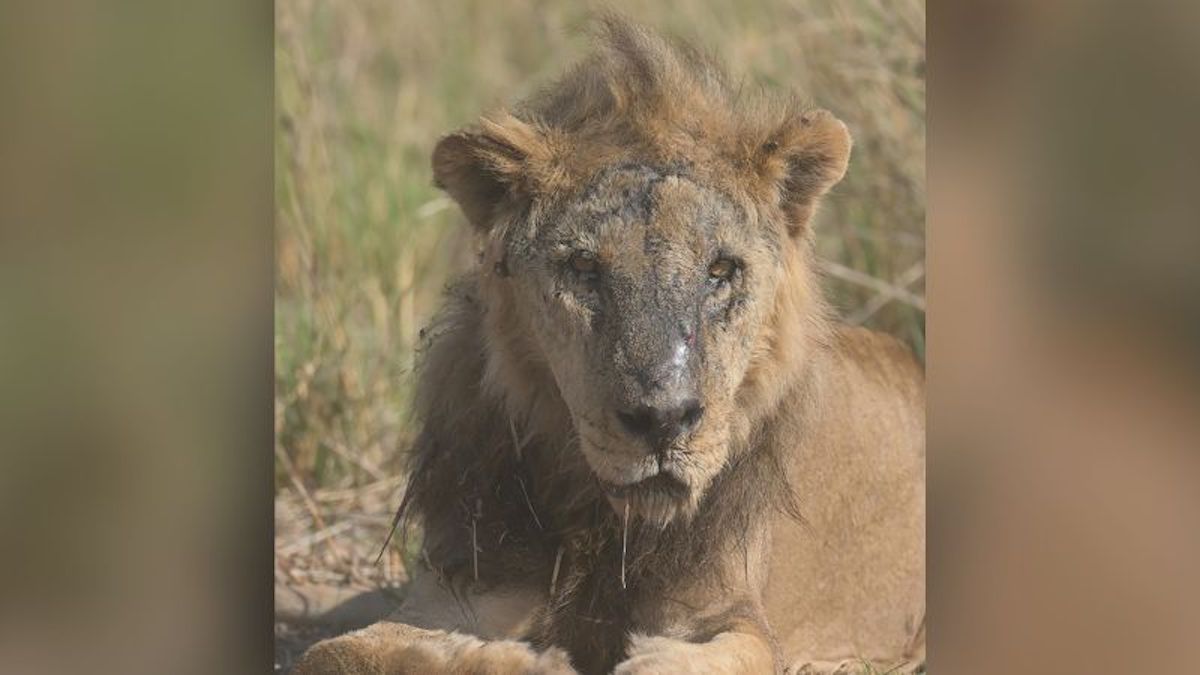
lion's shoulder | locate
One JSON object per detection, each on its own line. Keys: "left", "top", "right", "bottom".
{"left": 827, "top": 323, "right": 923, "bottom": 397}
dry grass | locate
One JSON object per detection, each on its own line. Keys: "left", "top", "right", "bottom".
{"left": 274, "top": 1, "right": 923, "bottom": 666}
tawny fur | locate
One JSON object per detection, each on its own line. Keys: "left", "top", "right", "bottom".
{"left": 296, "top": 15, "right": 923, "bottom": 675}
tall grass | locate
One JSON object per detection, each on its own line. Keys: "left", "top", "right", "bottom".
{"left": 275, "top": 0, "right": 925, "bottom": 492}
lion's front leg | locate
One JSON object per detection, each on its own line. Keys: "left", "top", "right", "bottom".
{"left": 293, "top": 621, "right": 574, "bottom": 674}
{"left": 294, "top": 569, "right": 573, "bottom": 674}
{"left": 613, "top": 616, "right": 779, "bottom": 675}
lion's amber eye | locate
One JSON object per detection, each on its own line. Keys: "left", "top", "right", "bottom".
{"left": 569, "top": 252, "right": 599, "bottom": 276}
{"left": 708, "top": 258, "right": 737, "bottom": 283}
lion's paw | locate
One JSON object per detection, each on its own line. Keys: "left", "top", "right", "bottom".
{"left": 613, "top": 634, "right": 709, "bottom": 675}
{"left": 291, "top": 634, "right": 387, "bottom": 675}
{"left": 459, "top": 640, "right": 577, "bottom": 674}
{"left": 292, "top": 623, "right": 576, "bottom": 675}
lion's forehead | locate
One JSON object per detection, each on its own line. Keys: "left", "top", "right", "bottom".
{"left": 548, "top": 162, "right": 749, "bottom": 250}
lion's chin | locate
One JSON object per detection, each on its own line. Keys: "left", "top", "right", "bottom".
{"left": 600, "top": 472, "right": 699, "bottom": 528}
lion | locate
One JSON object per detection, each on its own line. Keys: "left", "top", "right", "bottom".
{"left": 295, "top": 16, "right": 924, "bottom": 675}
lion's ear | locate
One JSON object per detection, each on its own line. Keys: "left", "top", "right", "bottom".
{"left": 761, "top": 108, "right": 852, "bottom": 236}
{"left": 432, "top": 112, "right": 555, "bottom": 231}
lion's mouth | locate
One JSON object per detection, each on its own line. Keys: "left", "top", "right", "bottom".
{"left": 599, "top": 471, "right": 690, "bottom": 501}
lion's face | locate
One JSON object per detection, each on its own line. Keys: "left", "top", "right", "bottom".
{"left": 507, "top": 164, "right": 783, "bottom": 524}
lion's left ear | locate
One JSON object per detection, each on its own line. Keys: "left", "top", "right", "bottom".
{"left": 759, "top": 109, "right": 852, "bottom": 236}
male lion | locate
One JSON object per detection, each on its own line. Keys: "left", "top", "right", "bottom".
{"left": 296, "top": 16, "right": 924, "bottom": 675}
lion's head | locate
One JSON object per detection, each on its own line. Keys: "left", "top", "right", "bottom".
{"left": 430, "top": 18, "right": 849, "bottom": 526}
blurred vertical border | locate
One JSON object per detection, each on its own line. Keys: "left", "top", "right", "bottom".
{"left": 928, "top": 0, "right": 1200, "bottom": 672}
{"left": 0, "top": 1, "right": 274, "bottom": 673}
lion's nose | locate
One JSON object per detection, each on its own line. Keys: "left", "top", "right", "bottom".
{"left": 617, "top": 399, "right": 705, "bottom": 449}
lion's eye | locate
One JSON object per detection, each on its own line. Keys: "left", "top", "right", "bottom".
{"left": 707, "top": 258, "right": 737, "bottom": 283}
{"left": 569, "top": 252, "right": 599, "bottom": 278}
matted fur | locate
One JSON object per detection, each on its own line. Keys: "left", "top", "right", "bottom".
{"left": 298, "top": 15, "right": 923, "bottom": 675}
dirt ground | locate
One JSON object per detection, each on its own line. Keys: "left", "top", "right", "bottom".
{"left": 274, "top": 480, "right": 409, "bottom": 672}
{"left": 274, "top": 622, "right": 334, "bottom": 673}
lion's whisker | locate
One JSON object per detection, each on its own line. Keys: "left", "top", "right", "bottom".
{"left": 549, "top": 545, "right": 564, "bottom": 597}
{"left": 621, "top": 500, "right": 629, "bottom": 590}
{"left": 516, "top": 475, "right": 543, "bottom": 530}
{"left": 508, "top": 417, "right": 526, "bottom": 461}
{"left": 471, "top": 517, "right": 479, "bottom": 582}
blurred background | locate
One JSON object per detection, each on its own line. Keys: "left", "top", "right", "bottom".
{"left": 4, "top": 0, "right": 1199, "bottom": 673}
{"left": 274, "top": 5, "right": 925, "bottom": 648}
{"left": 929, "top": 1, "right": 1200, "bottom": 672}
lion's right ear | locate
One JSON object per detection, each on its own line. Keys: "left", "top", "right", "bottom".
{"left": 431, "top": 113, "right": 557, "bottom": 231}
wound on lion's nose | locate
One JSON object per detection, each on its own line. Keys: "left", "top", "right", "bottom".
{"left": 670, "top": 340, "right": 689, "bottom": 369}
{"left": 632, "top": 336, "right": 691, "bottom": 390}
